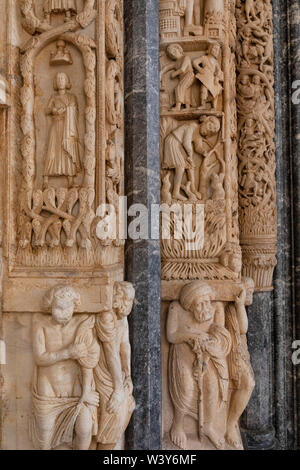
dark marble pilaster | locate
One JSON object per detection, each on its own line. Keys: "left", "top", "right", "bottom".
{"left": 287, "top": 0, "right": 300, "bottom": 451}
{"left": 124, "top": 0, "right": 161, "bottom": 450}
{"left": 273, "top": 0, "right": 297, "bottom": 450}
{"left": 241, "top": 293, "right": 276, "bottom": 450}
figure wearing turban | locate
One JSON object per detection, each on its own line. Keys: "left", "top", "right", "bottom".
{"left": 166, "top": 281, "right": 231, "bottom": 450}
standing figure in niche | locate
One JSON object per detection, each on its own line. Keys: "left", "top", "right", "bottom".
{"left": 193, "top": 43, "right": 224, "bottom": 110}
{"left": 164, "top": 43, "right": 195, "bottom": 112}
{"left": 30, "top": 286, "right": 100, "bottom": 450}
{"left": 44, "top": 0, "right": 77, "bottom": 23}
{"left": 44, "top": 72, "right": 81, "bottom": 189}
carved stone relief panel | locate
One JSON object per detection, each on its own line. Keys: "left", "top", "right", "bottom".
{"left": 1, "top": 281, "right": 135, "bottom": 450}
{"left": 3, "top": 0, "right": 125, "bottom": 271}
{"left": 162, "top": 278, "right": 255, "bottom": 450}
{"left": 160, "top": 0, "right": 275, "bottom": 451}
{"left": 236, "top": 0, "right": 277, "bottom": 291}
{"left": 160, "top": 1, "right": 241, "bottom": 282}
{"left": 0, "top": 1, "right": 134, "bottom": 451}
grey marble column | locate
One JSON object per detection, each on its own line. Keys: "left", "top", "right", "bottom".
{"left": 124, "top": 0, "right": 161, "bottom": 450}
{"left": 241, "top": 293, "right": 276, "bottom": 449}
{"left": 287, "top": 0, "right": 300, "bottom": 450}
{"left": 272, "top": 0, "right": 297, "bottom": 450}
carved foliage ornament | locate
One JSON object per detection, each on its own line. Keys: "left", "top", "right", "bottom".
{"left": 20, "top": 0, "right": 97, "bottom": 35}
{"left": 16, "top": 1, "right": 125, "bottom": 267}
{"left": 236, "top": 0, "right": 277, "bottom": 291}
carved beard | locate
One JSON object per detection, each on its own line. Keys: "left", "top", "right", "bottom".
{"left": 193, "top": 304, "right": 214, "bottom": 323}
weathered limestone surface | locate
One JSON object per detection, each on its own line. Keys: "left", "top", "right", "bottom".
{"left": 0, "top": 0, "right": 135, "bottom": 450}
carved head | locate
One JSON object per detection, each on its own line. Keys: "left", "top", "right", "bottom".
{"left": 208, "top": 43, "right": 221, "bottom": 59}
{"left": 242, "top": 277, "right": 255, "bottom": 306}
{"left": 53, "top": 72, "right": 72, "bottom": 91}
{"left": 44, "top": 285, "right": 81, "bottom": 325}
{"left": 199, "top": 116, "right": 220, "bottom": 137}
{"left": 245, "top": 118, "right": 255, "bottom": 128}
{"left": 211, "top": 172, "right": 224, "bottom": 188}
{"left": 252, "top": 75, "right": 260, "bottom": 85}
{"left": 180, "top": 282, "right": 214, "bottom": 323}
{"left": 220, "top": 243, "right": 242, "bottom": 273}
{"left": 240, "top": 74, "right": 250, "bottom": 85}
{"left": 166, "top": 43, "right": 184, "bottom": 60}
{"left": 113, "top": 282, "right": 135, "bottom": 319}
{"left": 56, "top": 39, "right": 66, "bottom": 51}
{"left": 243, "top": 26, "right": 251, "bottom": 37}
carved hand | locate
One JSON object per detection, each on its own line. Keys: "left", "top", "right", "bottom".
{"left": 235, "top": 288, "right": 247, "bottom": 306}
{"left": 124, "top": 376, "right": 133, "bottom": 394}
{"left": 80, "top": 390, "right": 100, "bottom": 407}
{"left": 107, "top": 389, "right": 125, "bottom": 414}
{"left": 68, "top": 343, "right": 88, "bottom": 360}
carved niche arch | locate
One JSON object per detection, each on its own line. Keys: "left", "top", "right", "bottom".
{"left": 20, "top": 0, "right": 97, "bottom": 35}
{"left": 20, "top": 31, "right": 96, "bottom": 196}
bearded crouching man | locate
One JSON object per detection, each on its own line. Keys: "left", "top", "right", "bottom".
{"left": 94, "top": 282, "right": 135, "bottom": 450}
{"left": 225, "top": 278, "right": 255, "bottom": 449}
{"left": 167, "top": 282, "right": 231, "bottom": 450}
{"left": 30, "top": 285, "right": 100, "bottom": 450}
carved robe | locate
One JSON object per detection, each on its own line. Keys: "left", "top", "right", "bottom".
{"left": 168, "top": 302, "right": 231, "bottom": 420}
{"left": 30, "top": 315, "right": 99, "bottom": 450}
{"left": 44, "top": 92, "right": 81, "bottom": 177}
{"left": 195, "top": 55, "right": 223, "bottom": 99}
{"left": 163, "top": 122, "right": 198, "bottom": 169}
{"left": 225, "top": 304, "right": 254, "bottom": 389}
{"left": 94, "top": 313, "right": 135, "bottom": 445}
{"left": 173, "top": 55, "right": 195, "bottom": 105}
{"left": 44, "top": 0, "right": 77, "bottom": 13}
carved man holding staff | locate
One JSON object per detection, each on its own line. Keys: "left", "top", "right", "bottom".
{"left": 167, "top": 282, "right": 231, "bottom": 450}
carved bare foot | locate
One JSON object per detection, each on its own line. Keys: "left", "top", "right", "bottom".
{"left": 172, "top": 192, "right": 187, "bottom": 202}
{"left": 206, "top": 426, "right": 225, "bottom": 450}
{"left": 170, "top": 423, "right": 187, "bottom": 450}
{"left": 225, "top": 425, "right": 243, "bottom": 449}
